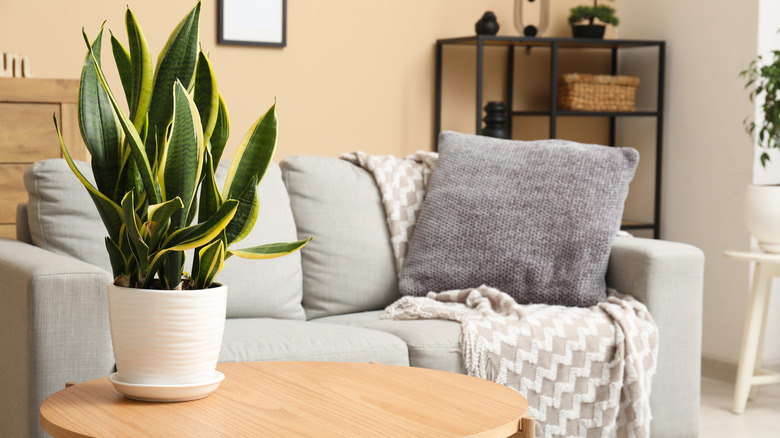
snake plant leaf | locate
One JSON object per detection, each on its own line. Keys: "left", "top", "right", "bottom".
{"left": 209, "top": 93, "right": 230, "bottom": 169}
{"left": 109, "top": 32, "right": 132, "bottom": 108}
{"left": 158, "top": 80, "right": 204, "bottom": 231}
{"left": 163, "top": 199, "right": 238, "bottom": 250}
{"left": 55, "top": 114, "right": 124, "bottom": 242}
{"left": 193, "top": 50, "right": 219, "bottom": 146}
{"left": 227, "top": 238, "right": 312, "bottom": 260}
{"left": 222, "top": 103, "right": 276, "bottom": 201}
{"left": 125, "top": 6, "right": 154, "bottom": 132}
{"left": 105, "top": 237, "right": 129, "bottom": 280}
{"left": 198, "top": 150, "right": 223, "bottom": 223}
{"left": 146, "top": 0, "right": 201, "bottom": 167}
{"left": 194, "top": 239, "right": 225, "bottom": 289}
{"left": 121, "top": 191, "right": 150, "bottom": 275}
{"left": 79, "top": 26, "right": 123, "bottom": 203}
{"left": 224, "top": 175, "right": 258, "bottom": 246}
{"left": 147, "top": 197, "right": 184, "bottom": 248}
{"left": 82, "top": 29, "right": 159, "bottom": 205}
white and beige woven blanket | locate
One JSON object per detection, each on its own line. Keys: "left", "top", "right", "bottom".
{"left": 341, "top": 151, "right": 659, "bottom": 438}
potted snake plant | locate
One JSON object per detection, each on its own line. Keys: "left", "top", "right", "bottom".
{"left": 55, "top": 1, "right": 310, "bottom": 401}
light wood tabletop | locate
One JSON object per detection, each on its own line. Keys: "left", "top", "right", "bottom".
{"left": 40, "top": 361, "right": 531, "bottom": 437}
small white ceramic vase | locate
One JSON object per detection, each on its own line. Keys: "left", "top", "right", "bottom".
{"left": 744, "top": 184, "right": 780, "bottom": 253}
{"left": 107, "top": 283, "right": 227, "bottom": 390}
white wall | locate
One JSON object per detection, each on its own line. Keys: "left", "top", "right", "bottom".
{"left": 617, "top": 0, "right": 762, "bottom": 365}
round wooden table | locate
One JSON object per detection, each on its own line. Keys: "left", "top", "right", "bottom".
{"left": 40, "top": 361, "right": 533, "bottom": 437}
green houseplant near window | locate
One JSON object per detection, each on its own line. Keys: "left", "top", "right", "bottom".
{"left": 55, "top": 1, "right": 310, "bottom": 398}
{"left": 740, "top": 49, "right": 780, "bottom": 253}
{"left": 568, "top": 0, "right": 619, "bottom": 39}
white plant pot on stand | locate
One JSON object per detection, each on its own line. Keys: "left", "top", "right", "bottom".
{"left": 107, "top": 283, "right": 228, "bottom": 402}
{"left": 745, "top": 184, "right": 780, "bottom": 253}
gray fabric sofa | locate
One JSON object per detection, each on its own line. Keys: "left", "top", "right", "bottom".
{"left": 0, "top": 156, "right": 704, "bottom": 438}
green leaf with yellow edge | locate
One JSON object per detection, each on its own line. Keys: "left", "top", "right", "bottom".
{"left": 227, "top": 237, "right": 312, "bottom": 260}
{"left": 125, "top": 6, "right": 154, "bottom": 131}
{"left": 79, "top": 26, "right": 124, "bottom": 204}
{"left": 198, "top": 150, "right": 223, "bottom": 223}
{"left": 194, "top": 239, "right": 225, "bottom": 289}
{"left": 162, "top": 199, "right": 238, "bottom": 250}
{"left": 222, "top": 103, "right": 276, "bottom": 200}
{"left": 223, "top": 175, "right": 258, "bottom": 245}
{"left": 54, "top": 114, "right": 124, "bottom": 242}
{"left": 121, "top": 191, "right": 149, "bottom": 275}
{"left": 209, "top": 93, "right": 230, "bottom": 168}
{"left": 158, "top": 80, "right": 204, "bottom": 231}
{"left": 81, "top": 28, "right": 159, "bottom": 205}
{"left": 146, "top": 0, "right": 200, "bottom": 166}
{"left": 109, "top": 32, "right": 132, "bottom": 107}
{"left": 193, "top": 50, "right": 219, "bottom": 146}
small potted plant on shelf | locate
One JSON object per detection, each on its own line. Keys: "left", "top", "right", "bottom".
{"left": 55, "top": 0, "right": 310, "bottom": 401}
{"left": 568, "top": 0, "right": 619, "bottom": 39}
{"left": 740, "top": 48, "right": 780, "bottom": 253}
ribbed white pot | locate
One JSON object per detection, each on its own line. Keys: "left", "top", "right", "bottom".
{"left": 107, "top": 283, "right": 227, "bottom": 387}
{"left": 745, "top": 184, "right": 780, "bottom": 253}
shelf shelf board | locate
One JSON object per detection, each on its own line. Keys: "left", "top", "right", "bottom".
{"left": 511, "top": 110, "right": 659, "bottom": 117}
{"left": 437, "top": 35, "right": 664, "bottom": 49}
{"left": 620, "top": 221, "right": 655, "bottom": 230}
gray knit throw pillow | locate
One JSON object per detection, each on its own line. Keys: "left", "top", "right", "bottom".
{"left": 398, "top": 131, "right": 639, "bottom": 307}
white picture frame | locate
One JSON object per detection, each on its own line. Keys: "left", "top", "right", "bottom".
{"left": 218, "top": 0, "right": 286, "bottom": 47}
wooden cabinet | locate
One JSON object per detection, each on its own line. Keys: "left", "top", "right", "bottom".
{"left": 0, "top": 78, "right": 85, "bottom": 239}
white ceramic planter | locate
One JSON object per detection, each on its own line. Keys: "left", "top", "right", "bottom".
{"left": 107, "top": 283, "right": 227, "bottom": 392}
{"left": 744, "top": 184, "right": 780, "bottom": 253}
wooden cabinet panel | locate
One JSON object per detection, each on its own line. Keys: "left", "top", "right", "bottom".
{"left": 0, "top": 225, "right": 15, "bottom": 239}
{"left": 0, "top": 164, "right": 28, "bottom": 223}
{"left": 0, "top": 103, "right": 62, "bottom": 162}
{"left": 0, "top": 78, "right": 82, "bottom": 239}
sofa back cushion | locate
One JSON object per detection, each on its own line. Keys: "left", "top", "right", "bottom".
{"left": 24, "top": 158, "right": 305, "bottom": 320}
{"left": 280, "top": 156, "right": 400, "bottom": 319}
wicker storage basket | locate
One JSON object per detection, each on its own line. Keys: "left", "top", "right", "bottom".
{"left": 557, "top": 73, "right": 640, "bottom": 112}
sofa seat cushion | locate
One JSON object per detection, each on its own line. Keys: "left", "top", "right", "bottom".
{"left": 313, "top": 311, "right": 464, "bottom": 373}
{"left": 219, "top": 318, "right": 409, "bottom": 365}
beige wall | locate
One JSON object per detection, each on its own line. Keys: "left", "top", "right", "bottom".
{"left": 1, "top": 0, "right": 603, "bottom": 161}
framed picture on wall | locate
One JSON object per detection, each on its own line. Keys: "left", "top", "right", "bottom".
{"left": 218, "top": 0, "right": 286, "bottom": 47}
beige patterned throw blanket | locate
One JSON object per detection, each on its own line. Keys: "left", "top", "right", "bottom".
{"left": 341, "top": 151, "right": 659, "bottom": 438}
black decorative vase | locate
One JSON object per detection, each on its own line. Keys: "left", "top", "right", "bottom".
{"left": 475, "top": 11, "right": 499, "bottom": 36}
{"left": 571, "top": 24, "right": 606, "bottom": 39}
{"left": 482, "top": 101, "right": 510, "bottom": 139}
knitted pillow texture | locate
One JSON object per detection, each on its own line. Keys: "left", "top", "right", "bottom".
{"left": 398, "top": 131, "right": 639, "bottom": 307}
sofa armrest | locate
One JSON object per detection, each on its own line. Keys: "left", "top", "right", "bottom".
{"left": 0, "top": 238, "right": 115, "bottom": 438}
{"left": 606, "top": 236, "right": 705, "bottom": 438}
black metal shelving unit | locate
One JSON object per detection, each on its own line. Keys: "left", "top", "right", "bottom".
{"left": 434, "top": 35, "right": 665, "bottom": 239}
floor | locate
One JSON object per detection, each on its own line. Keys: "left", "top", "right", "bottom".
{"left": 700, "top": 376, "right": 780, "bottom": 437}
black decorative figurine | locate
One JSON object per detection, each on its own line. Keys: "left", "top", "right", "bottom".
{"left": 475, "top": 11, "right": 499, "bottom": 36}
{"left": 482, "top": 101, "right": 510, "bottom": 139}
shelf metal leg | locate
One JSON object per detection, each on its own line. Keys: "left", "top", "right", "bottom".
{"left": 476, "top": 36, "right": 484, "bottom": 135}
{"left": 434, "top": 41, "right": 443, "bottom": 149}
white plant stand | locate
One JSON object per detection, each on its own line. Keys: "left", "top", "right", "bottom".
{"left": 724, "top": 250, "right": 780, "bottom": 414}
